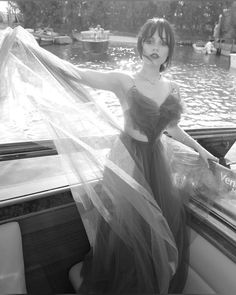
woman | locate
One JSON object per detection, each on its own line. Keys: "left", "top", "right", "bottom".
{"left": 0, "top": 18, "right": 217, "bottom": 294}
{"left": 65, "top": 18, "right": 217, "bottom": 294}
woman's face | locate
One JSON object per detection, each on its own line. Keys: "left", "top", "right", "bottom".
{"left": 142, "top": 29, "right": 169, "bottom": 68}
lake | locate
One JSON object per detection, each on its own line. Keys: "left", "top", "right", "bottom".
{"left": 1, "top": 42, "right": 236, "bottom": 144}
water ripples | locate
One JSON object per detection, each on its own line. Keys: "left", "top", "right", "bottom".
{"left": 168, "top": 51, "right": 236, "bottom": 128}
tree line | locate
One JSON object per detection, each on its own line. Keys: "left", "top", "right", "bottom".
{"left": 12, "top": 0, "right": 236, "bottom": 40}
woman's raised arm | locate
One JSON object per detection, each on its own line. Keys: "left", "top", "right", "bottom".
{"left": 64, "top": 63, "right": 125, "bottom": 93}
{"left": 22, "top": 38, "right": 124, "bottom": 94}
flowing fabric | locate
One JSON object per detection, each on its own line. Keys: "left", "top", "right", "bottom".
{"left": 0, "top": 26, "right": 235, "bottom": 294}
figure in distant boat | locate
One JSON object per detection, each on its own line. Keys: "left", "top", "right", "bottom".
{"left": 204, "top": 40, "right": 215, "bottom": 54}
{"left": 192, "top": 39, "right": 216, "bottom": 55}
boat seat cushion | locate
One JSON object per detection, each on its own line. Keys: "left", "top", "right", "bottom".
{"left": 0, "top": 222, "right": 27, "bottom": 294}
{"left": 69, "top": 262, "right": 83, "bottom": 293}
{"left": 184, "top": 229, "right": 236, "bottom": 294}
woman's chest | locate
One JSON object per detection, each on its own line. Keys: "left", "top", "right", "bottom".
{"left": 130, "top": 80, "right": 170, "bottom": 107}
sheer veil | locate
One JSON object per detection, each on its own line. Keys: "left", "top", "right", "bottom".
{"left": 0, "top": 26, "right": 235, "bottom": 293}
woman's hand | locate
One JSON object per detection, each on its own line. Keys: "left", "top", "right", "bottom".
{"left": 166, "top": 124, "right": 219, "bottom": 168}
{"left": 198, "top": 148, "right": 219, "bottom": 168}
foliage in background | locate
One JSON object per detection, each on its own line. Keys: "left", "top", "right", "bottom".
{"left": 11, "top": 0, "right": 236, "bottom": 40}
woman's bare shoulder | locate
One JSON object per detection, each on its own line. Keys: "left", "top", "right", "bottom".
{"left": 171, "top": 80, "right": 180, "bottom": 91}
{"left": 111, "top": 70, "right": 133, "bottom": 83}
{"left": 162, "top": 77, "right": 181, "bottom": 98}
{"left": 162, "top": 76, "right": 179, "bottom": 88}
{"left": 110, "top": 70, "right": 134, "bottom": 92}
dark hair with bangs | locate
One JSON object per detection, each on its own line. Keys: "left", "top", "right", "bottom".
{"left": 137, "top": 18, "right": 175, "bottom": 72}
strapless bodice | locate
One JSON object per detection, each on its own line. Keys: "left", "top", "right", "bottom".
{"left": 124, "top": 85, "right": 183, "bottom": 144}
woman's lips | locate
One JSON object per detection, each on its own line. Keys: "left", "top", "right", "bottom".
{"left": 150, "top": 53, "right": 160, "bottom": 59}
{"left": 143, "top": 54, "right": 152, "bottom": 61}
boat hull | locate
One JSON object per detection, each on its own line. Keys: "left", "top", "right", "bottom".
{"left": 214, "top": 41, "right": 236, "bottom": 56}
{"left": 72, "top": 29, "right": 109, "bottom": 57}
{"left": 230, "top": 53, "right": 236, "bottom": 68}
{"left": 0, "top": 127, "right": 236, "bottom": 293}
{"left": 32, "top": 33, "right": 54, "bottom": 46}
{"left": 192, "top": 43, "right": 216, "bottom": 54}
{"left": 81, "top": 40, "right": 109, "bottom": 57}
{"left": 54, "top": 36, "right": 72, "bottom": 45}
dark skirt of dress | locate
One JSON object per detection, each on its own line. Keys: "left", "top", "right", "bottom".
{"left": 79, "top": 131, "right": 189, "bottom": 294}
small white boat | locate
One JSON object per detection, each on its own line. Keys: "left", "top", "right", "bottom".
{"left": 54, "top": 35, "right": 72, "bottom": 45}
{"left": 230, "top": 53, "right": 236, "bottom": 68}
{"left": 193, "top": 43, "right": 206, "bottom": 53}
{"left": 73, "top": 28, "right": 110, "bottom": 57}
{"left": 33, "top": 28, "right": 59, "bottom": 46}
{"left": 193, "top": 42, "right": 216, "bottom": 54}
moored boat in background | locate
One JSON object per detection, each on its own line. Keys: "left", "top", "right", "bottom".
{"left": 73, "top": 26, "right": 110, "bottom": 58}
{"left": 192, "top": 41, "right": 216, "bottom": 54}
{"left": 26, "top": 28, "right": 72, "bottom": 46}
{"left": 32, "top": 28, "right": 58, "bottom": 46}
{"left": 54, "top": 35, "right": 72, "bottom": 45}
{"left": 214, "top": 39, "right": 236, "bottom": 56}
{"left": 192, "top": 42, "right": 206, "bottom": 53}
{"left": 230, "top": 53, "right": 236, "bottom": 68}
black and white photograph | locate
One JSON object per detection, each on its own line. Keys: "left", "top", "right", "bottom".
{"left": 0, "top": 0, "right": 236, "bottom": 294}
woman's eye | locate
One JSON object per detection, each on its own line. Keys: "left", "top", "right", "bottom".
{"left": 145, "top": 39, "right": 153, "bottom": 44}
{"left": 161, "top": 40, "right": 168, "bottom": 46}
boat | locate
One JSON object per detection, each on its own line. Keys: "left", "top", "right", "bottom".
{"left": 192, "top": 43, "right": 206, "bottom": 53}
{"left": 0, "top": 126, "right": 236, "bottom": 294}
{"left": 73, "top": 28, "right": 110, "bottom": 58}
{"left": 192, "top": 42, "right": 216, "bottom": 54}
{"left": 37, "top": 35, "right": 54, "bottom": 46}
{"left": 54, "top": 35, "right": 72, "bottom": 45}
{"left": 26, "top": 28, "right": 72, "bottom": 46}
{"left": 214, "top": 40, "right": 236, "bottom": 56}
{"left": 230, "top": 53, "right": 236, "bottom": 68}
{"left": 32, "top": 28, "right": 58, "bottom": 46}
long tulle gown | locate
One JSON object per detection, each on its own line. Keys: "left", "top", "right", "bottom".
{"left": 0, "top": 26, "right": 211, "bottom": 295}
{"left": 79, "top": 84, "right": 189, "bottom": 294}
